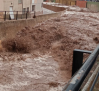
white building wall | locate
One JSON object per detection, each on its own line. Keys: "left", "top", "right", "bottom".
{"left": 3, "top": 0, "right": 22, "bottom": 11}
{"left": 0, "top": 0, "right": 43, "bottom": 15}
{"left": 0, "top": 0, "right": 4, "bottom": 11}
{"left": 31, "top": 0, "right": 43, "bottom": 12}
{"left": 23, "top": 0, "right": 31, "bottom": 11}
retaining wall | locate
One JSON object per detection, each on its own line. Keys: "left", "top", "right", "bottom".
{"left": 0, "top": 10, "right": 65, "bottom": 40}
{"left": 43, "top": 4, "right": 66, "bottom": 12}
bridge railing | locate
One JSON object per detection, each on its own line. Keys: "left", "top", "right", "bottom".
{"left": 63, "top": 45, "right": 99, "bottom": 91}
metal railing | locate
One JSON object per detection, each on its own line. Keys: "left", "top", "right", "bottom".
{"left": 63, "top": 45, "right": 99, "bottom": 91}
{"left": 0, "top": 11, "right": 36, "bottom": 21}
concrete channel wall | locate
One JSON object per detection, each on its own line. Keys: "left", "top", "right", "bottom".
{"left": 0, "top": 6, "right": 65, "bottom": 40}
{"left": 43, "top": 4, "right": 66, "bottom": 12}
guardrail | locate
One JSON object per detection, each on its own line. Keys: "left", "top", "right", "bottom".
{"left": 63, "top": 45, "right": 99, "bottom": 91}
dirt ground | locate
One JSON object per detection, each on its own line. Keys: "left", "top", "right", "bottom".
{"left": 0, "top": 8, "right": 99, "bottom": 91}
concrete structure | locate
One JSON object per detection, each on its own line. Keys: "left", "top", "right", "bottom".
{"left": 0, "top": 0, "right": 4, "bottom": 11}
{"left": 31, "top": 0, "right": 43, "bottom": 15}
{"left": 0, "top": 0, "right": 43, "bottom": 15}
{"left": 0, "top": 5, "right": 65, "bottom": 40}
{"left": 43, "top": 3, "right": 66, "bottom": 12}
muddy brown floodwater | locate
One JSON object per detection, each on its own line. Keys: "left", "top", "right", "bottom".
{"left": 0, "top": 10, "right": 99, "bottom": 91}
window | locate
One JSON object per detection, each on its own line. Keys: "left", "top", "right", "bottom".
{"left": 32, "top": 5, "right": 35, "bottom": 11}
{"left": 18, "top": 0, "right": 22, "bottom": 4}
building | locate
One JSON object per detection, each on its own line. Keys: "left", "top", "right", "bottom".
{"left": 31, "top": 0, "right": 43, "bottom": 15}
{"left": 0, "top": 0, "right": 43, "bottom": 20}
